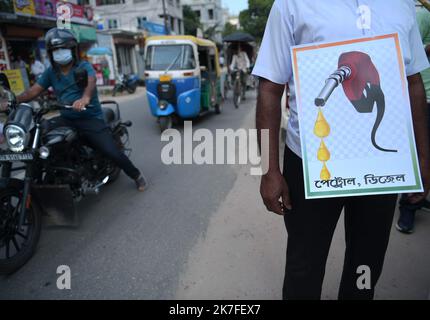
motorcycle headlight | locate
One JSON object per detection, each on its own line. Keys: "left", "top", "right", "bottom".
{"left": 5, "top": 124, "right": 27, "bottom": 152}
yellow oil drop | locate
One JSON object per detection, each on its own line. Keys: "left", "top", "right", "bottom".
{"left": 320, "top": 162, "right": 331, "bottom": 181}
{"left": 317, "top": 140, "right": 331, "bottom": 162}
{"left": 314, "top": 109, "right": 330, "bottom": 138}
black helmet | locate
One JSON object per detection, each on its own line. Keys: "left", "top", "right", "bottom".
{"left": 45, "top": 28, "right": 79, "bottom": 66}
{"left": 45, "top": 28, "right": 77, "bottom": 52}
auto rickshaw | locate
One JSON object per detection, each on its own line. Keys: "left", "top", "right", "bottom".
{"left": 144, "top": 36, "right": 222, "bottom": 132}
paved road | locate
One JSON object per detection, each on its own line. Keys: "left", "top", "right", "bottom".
{"left": 0, "top": 88, "right": 255, "bottom": 299}
{"left": 1, "top": 88, "right": 429, "bottom": 300}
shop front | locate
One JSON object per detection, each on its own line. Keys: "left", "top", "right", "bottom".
{"left": 0, "top": 0, "right": 97, "bottom": 93}
{"left": 0, "top": 25, "right": 47, "bottom": 92}
{"left": 95, "top": 30, "right": 144, "bottom": 83}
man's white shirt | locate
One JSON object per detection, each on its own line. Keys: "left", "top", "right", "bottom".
{"left": 31, "top": 60, "right": 46, "bottom": 77}
{"left": 231, "top": 51, "right": 250, "bottom": 72}
{"left": 252, "top": 0, "right": 429, "bottom": 158}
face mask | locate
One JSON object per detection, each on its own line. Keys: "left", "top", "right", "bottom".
{"left": 52, "top": 48, "right": 73, "bottom": 65}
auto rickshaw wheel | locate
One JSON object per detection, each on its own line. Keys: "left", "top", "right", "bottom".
{"left": 159, "top": 116, "right": 173, "bottom": 132}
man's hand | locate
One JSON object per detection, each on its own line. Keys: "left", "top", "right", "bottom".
{"left": 260, "top": 171, "right": 291, "bottom": 216}
{"left": 72, "top": 75, "right": 96, "bottom": 112}
{"left": 72, "top": 96, "right": 90, "bottom": 112}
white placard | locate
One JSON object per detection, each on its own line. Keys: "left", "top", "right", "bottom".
{"left": 291, "top": 33, "right": 423, "bottom": 199}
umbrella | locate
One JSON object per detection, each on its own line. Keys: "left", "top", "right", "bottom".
{"left": 87, "top": 47, "right": 113, "bottom": 56}
{"left": 223, "top": 32, "right": 255, "bottom": 43}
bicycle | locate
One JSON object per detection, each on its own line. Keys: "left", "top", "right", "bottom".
{"left": 232, "top": 69, "right": 245, "bottom": 108}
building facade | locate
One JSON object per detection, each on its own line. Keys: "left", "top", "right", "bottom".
{"left": 181, "top": 0, "right": 225, "bottom": 43}
{"left": 90, "top": 0, "right": 184, "bottom": 35}
{"left": 89, "top": 0, "right": 184, "bottom": 80}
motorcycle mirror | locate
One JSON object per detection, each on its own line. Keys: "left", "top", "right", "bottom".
{"left": 74, "top": 69, "right": 88, "bottom": 89}
{"left": 0, "top": 73, "right": 11, "bottom": 90}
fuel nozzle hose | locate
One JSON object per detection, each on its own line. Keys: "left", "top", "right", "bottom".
{"left": 314, "top": 51, "right": 397, "bottom": 153}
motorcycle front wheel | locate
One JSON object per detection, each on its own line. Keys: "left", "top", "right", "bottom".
{"left": 0, "top": 187, "right": 41, "bottom": 275}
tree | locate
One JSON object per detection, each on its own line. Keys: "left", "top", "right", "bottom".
{"left": 239, "top": 0, "right": 274, "bottom": 43}
{"left": 222, "top": 22, "right": 238, "bottom": 37}
{"left": 183, "top": 5, "right": 202, "bottom": 36}
{"left": 203, "top": 24, "right": 220, "bottom": 42}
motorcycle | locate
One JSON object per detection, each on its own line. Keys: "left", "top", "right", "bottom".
{"left": 0, "top": 70, "right": 133, "bottom": 275}
{"left": 112, "top": 74, "right": 139, "bottom": 97}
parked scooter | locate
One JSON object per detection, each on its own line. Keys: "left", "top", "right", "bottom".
{"left": 112, "top": 74, "right": 139, "bottom": 96}
{"left": 0, "top": 70, "right": 133, "bottom": 274}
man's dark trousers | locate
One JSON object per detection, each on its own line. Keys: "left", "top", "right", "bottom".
{"left": 48, "top": 116, "right": 140, "bottom": 180}
{"left": 282, "top": 146, "right": 397, "bottom": 300}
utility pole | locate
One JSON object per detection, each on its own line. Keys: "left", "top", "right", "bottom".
{"left": 161, "top": 0, "right": 170, "bottom": 35}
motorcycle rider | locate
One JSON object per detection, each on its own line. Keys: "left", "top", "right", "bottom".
{"left": 16, "top": 28, "right": 147, "bottom": 191}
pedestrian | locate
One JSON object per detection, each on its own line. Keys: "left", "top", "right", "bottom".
{"left": 396, "top": 3, "right": 430, "bottom": 234}
{"left": 219, "top": 55, "right": 228, "bottom": 100}
{"left": 9, "top": 55, "right": 19, "bottom": 69}
{"left": 253, "top": 0, "right": 430, "bottom": 300}
{"left": 15, "top": 55, "right": 26, "bottom": 70}
{"left": 102, "top": 62, "right": 110, "bottom": 86}
{"left": 30, "top": 55, "right": 46, "bottom": 80}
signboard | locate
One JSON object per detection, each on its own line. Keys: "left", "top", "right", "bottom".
{"left": 3, "top": 69, "right": 27, "bottom": 95}
{"left": 13, "top": 0, "right": 36, "bottom": 16}
{"left": 143, "top": 21, "right": 167, "bottom": 36}
{"left": 56, "top": 1, "right": 94, "bottom": 25}
{"left": 71, "top": 24, "right": 97, "bottom": 43}
{"left": 0, "top": 33, "right": 9, "bottom": 71}
{"left": 291, "top": 33, "right": 422, "bottom": 199}
{"left": 34, "top": 0, "right": 57, "bottom": 18}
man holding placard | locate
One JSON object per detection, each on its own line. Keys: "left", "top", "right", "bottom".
{"left": 253, "top": 0, "right": 430, "bottom": 299}
{"left": 396, "top": 2, "right": 430, "bottom": 234}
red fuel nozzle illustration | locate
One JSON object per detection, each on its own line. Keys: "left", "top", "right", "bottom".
{"left": 315, "top": 51, "right": 397, "bottom": 153}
